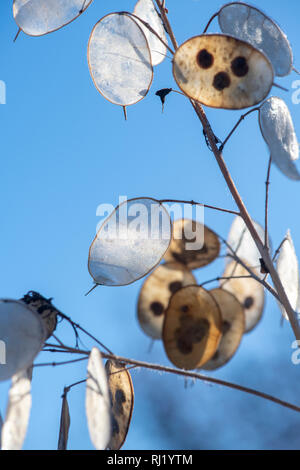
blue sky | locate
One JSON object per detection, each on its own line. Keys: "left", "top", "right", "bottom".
{"left": 1, "top": 0, "right": 300, "bottom": 450}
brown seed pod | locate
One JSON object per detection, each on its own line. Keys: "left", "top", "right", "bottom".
{"left": 220, "top": 261, "right": 265, "bottom": 333}
{"left": 164, "top": 219, "right": 220, "bottom": 270}
{"left": 162, "top": 285, "right": 222, "bottom": 370}
{"left": 137, "top": 262, "right": 196, "bottom": 340}
{"left": 105, "top": 360, "right": 134, "bottom": 450}
{"left": 172, "top": 34, "right": 274, "bottom": 109}
{"left": 202, "top": 288, "right": 245, "bottom": 370}
{"left": 20, "top": 291, "right": 58, "bottom": 339}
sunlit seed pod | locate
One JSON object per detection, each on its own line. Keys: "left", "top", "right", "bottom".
{"left": 164, "top": 219, "right": 220, "bottom": 270}
{"left": 105, "top": 360, "right": 134, "bottom": 451}
{"left": 0, "top": 300, "right": 46, "bottom": 382}
{"left": 133, "top": 0, "right": 168, "bottom": 66}
{"left": 259, "top": 97, "right": 300, "bottom": 181}
{"left": 88, "top": 198, "right": 172, "bottom": 287}
{"left": 220, "top": 261, "right": 265, "bottom": 333}
{"left": 86, "top": 348, "right": 111, "bottom": 450}
{"left": 137, "top": 262, "right": 197, "bottom": 340}
{"left": 162, "top": 285, "right": 222, "bottom": 370}
{"left": 172, "top": 34, "right": 274, "bottom": 110}
{"left": 88, "top": 13, "right": 153, "bottom": 107}
{"left": 218, "top": 2, "right": 293, "bottom": 77}
{"left": 20, "top": 291, "right": 58, "bottom": 339}
{"left": 276, "top": 231, "right": 299, "bottom": 321}
{"left": 226, "top": 216, "right": 270, "bottom": 277}
{"left": 201, "top": 288, "right": 245, "bottom": 371}
{"left": 13, "top": 0, "right": 93, "bottom": 37}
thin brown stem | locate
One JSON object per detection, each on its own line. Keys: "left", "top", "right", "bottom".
{"left": 159, "top": 199, "right": 240, "bottom": 217}
{"left": 265, "top": 156, "right": 272, "bottom": 248}
{"left": 154, "top": 0, "right": 178, "bottom": 50}
{"left": 203, "top": 12, "right": 219, "bottom": 34}
{"left": 13, "top": 28, "right": 21, "bottom": 42}
{"left": 220, "top": 108, "right": 260, "bottom": 152}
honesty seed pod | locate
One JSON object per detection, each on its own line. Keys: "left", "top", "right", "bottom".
{"left": 220, "top": 260, "right": 265, "bottom": 333}
{"left": 164, "top": 219, "right": 220, "bottom": 270}
{"left": 172, "top": 34, "right": 274, "bottom": 109}
{"left": 88, "top": 198, "right": 172, "bottom": 287}
{"left": 162, "top": 285, "right": 222, "bottom": 370}
{"left": 20, "top": 291, "right": 58, "bottom": 339}
{"left": 13, "top": 0, "right": 93, "bottom": 36}
{"left": 106, "top": 360, "right": 134, "bottom": 450}
{"left": 202, "top": 288, "right": 245, "bottom": 370}
{"left": 137, "top": 262, "right": 196, "bottom": 340}
{"left": 88, "top": 12, "right": 153, "bottom": 108}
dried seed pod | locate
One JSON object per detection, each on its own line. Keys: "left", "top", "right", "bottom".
{"left": 20, "top": 291, "right": 58, "bottom": 339}
{"left": 137, "top": 262, "right": 196, "bottom": 340}
{"left": 173, "top": 34, "right": 274, "bottom": 109}
{"left": 0, "top": 300, "right": 46, "bottom": 382}
{"left": 220, "top": 261, "right": 265, "bottom": 333}
{"left": 88, "top": 198, "right": 172, "bottom": 287}
{"left": 218, "top": 2, "right": 293, "bottom": 77}
{"left": 164, "top": 219, "right": 220, "bottom": 270}
{"left": 276, "top": 231, "right": 299, "bottom": 320}
{"left": 202, "top": 288, "right": 245, "bottom": 370}
{"left": 88, "top": 13, "right": 153, "bottom": 107}
{"left": 162, "top": 286, "right": 222, "bottom": 370}
{"left": 133, "top": 0, "right": 168, "bottom": 66}
{"left": 106, "top": 360, "right": 134, "bottom": 450}
{"left": 57, "top": 393, "right": 71, "bottom": 450}
{"left": 259, "top": 97, "right": 300, "bottom": 181}
{"left": 13, "top": 0, "right": 93, "bottom": 37}
{"left": 86, "top": 348, "right": 111, "bottom": 450}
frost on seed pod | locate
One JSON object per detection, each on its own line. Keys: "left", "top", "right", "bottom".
{"left": 0, "top": 300, "right": 46, "bottom": 382}
{"left": 164, "top": 219, "right": 220, "bottom": 270}
{"left": 220, "top": 261, "right": 265, "bottom": 333}
{"left": 172, "top": 34, "right": 274, "bottom": 109}
{"left": 276, "top": 231, "right": 299, "bottom": 321}
{"left": 88, "top": 13, "right": 153, "bottom": 107}
{"left": 137, "top": 262, "right": 196, "bottom": 340}
{"left": 133, "top": 0, "right": 168, "bottom": 66}
{"left": 202, "top": 288, "right": 245, "bottom": 370}
{"left": 218, "top": 2, "right": 293, "bottom": 77}
{"left": 259, "top": 97, "right": 300, "bottom": 181}
{"left": 106, "top": 360, "right": 134, "bottom": 451}
{"left": 162, "top": 285, "right": 222, "bottom": 370}
{"left": 13, "top": 0, "right": 93, "bottom": 36}
{"left": 88, "top": 198, "right": 172, "bottom": 287}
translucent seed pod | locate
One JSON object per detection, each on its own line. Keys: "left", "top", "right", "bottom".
{"left": 137, "top": 262, "right": 196, "bottom": 340}
{"left": 88, "top": 198, "right": 172, "bottom": 287}
{"left": 173, "top": 34, "right": 274, "bottom": 109}
{"left": 220, "top": 260, "right": 265, "bottom": 333}
{"left": 106, "top": 360, "right": 134, "bottom": 450}
{"left": 163, "top": 286, "right": 222, "bottom": 370}
{"left": 133, "top": 0, "right": 168, "bottom": 66}
{"left": 202, "top": 288, "right": 245, "bottom": 370}
{"left": 13, "top": 0, "right": 93, "bottom": 37}
{"left": 88, "top": 13, "right": 153, "bottom": 107}
{"left": 164, "top": 219, "right": 220, "bottom": 270}
{"left": 218, "top": 2, "right": 293, "bottom": 77}
{"left": 0, "top": 300, "right": 46, "bottom": 382}
{"left": 259, "top": 97, "right": 300, "bottom": 181}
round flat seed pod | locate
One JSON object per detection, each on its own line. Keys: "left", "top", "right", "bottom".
{"left": 88, "top": 13, "right": 153, "bottom": 107}
{"left": 259, "top": 97, "right": 300, "bottom": 181}
{"left": 162, "top": 286, "right": 222, "bottom": 370}
{"left": 218, "top": 2, "right": 293, "bottom": 77}
{"left": 0, "top": 300, "right": 47, "bottom": 382}
{"left": 133, "top": 0, "right": 168, "bottom": 66}
{"left": 220, "top": 261, "right": 265, "bottom": 333}
{"left": 105, "top": 360, "right": 134, "bottom": 450}
{"left": 202, "top": 288, "right": 245, "bottom": 370}
{"left": 13, "top": 0, "right": 93, "bottom": 37}
{"left": 173, "top": 34, "right": 274, "bottom": 110}
{"left": 88, "top": 198, "right": 172, "bottom": 287}
{"left": 137, "top": 262, "right": 196, "bottom": 340}
{"left": 164, "top": 219, "right": 220, "bottom": 270}
{"left": 20, "top": 291, "right": 58, "bottom": 339}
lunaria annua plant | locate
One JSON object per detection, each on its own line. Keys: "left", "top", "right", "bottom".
{"left": 2, "top": 0, "right": 300, "bottom": 451}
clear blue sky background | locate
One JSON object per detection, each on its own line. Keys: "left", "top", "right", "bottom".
{"left": 1, "top": 0, "right": 300, "bottom": 450}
